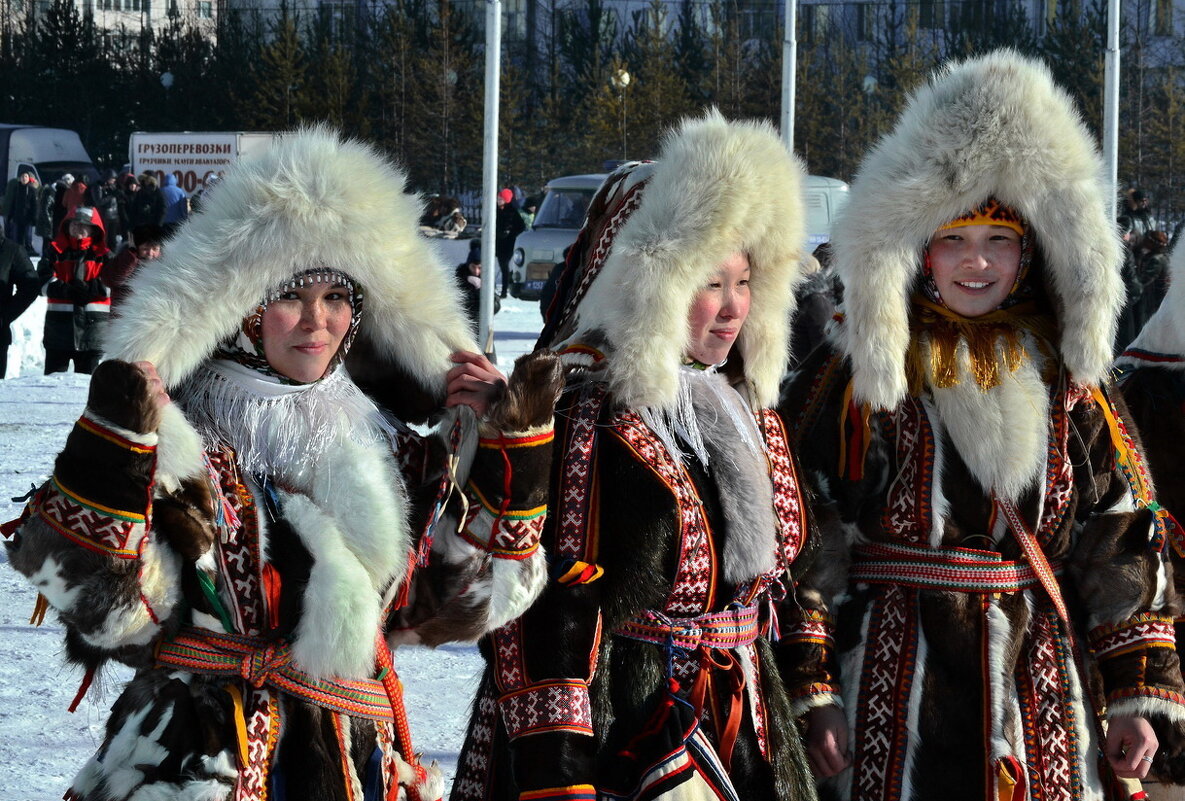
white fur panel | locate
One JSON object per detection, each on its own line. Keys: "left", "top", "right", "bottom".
{"left": 282, "top": 492, "right": 382, "bottom": 679}
{"left": 128, "top": 781, "right": 233, "bottom": 801}
{"left": 928, "top": 341, "right": 1050, "bottom": 501}
{"left": 83, "top": 411, "right": 159, "bottom": 446}
{"left": 564, "top": 111, "right": 807, "bottom": 409}
{"left": 486, "top": 552, "right": 547, "bottom": 633}
{"left": 104, "top": 126, "right": 475, "bottom": 395}
{"left": 28, "top": 555, "right": 81, "bottom": 613}
{"left": 154, "top": 402, "right": 207, "bottom": 491}
{"left": 82, "top": 537, "right": 180, "bottom": 651}
{"left": 835, "top": 50, "right": 1123, "bottom": 410}
{"left": 95, "top": 702, "right": 174, "bottom": 799}
{"left": 289, "top": 438, "right": 411, "bottom": 596}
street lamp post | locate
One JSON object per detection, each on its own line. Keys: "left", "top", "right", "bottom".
{"left": 610, "top": 68, "right": 630, "bottom": 160}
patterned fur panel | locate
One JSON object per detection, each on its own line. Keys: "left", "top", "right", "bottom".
{"left": 68, "top": 671, "right": 237, "bottom": 800}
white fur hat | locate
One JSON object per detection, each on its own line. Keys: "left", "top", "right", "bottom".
{"left": 546, "top": 110, "right": 808, "bottom": 410}
{"left": 833, "top": 50, "right": 1124, "bottom": 410}
{"left": 104, "top": 126, "right": 475, "bottom": 401}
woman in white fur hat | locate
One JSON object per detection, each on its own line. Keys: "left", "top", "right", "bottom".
{"left": 451, "top": 111, "right": 821, "bottom": 801}
{"left": 4, "top": 127, "right": 561, "bottom": 801}
{"left": 780, "top": 51, "right": 1185, "bottom": 799}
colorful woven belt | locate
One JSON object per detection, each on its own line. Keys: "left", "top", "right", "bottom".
{"left": 615, "top": 605, "right": 762, "bottom": 652}
{"left": 156, "top": 628, "right": 395, "bottom": 722}
{"left": 850, "top": 541, "right": 1062, "bottom": 593}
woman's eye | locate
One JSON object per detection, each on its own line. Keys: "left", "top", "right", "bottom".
{"left": 737, "top": 279, "right": 750, "bottom": 288}
{"left": 277, "top": 291, "right": 301, "bottom": 301}
{"left": 325, "top": 291, "right": 349, "bottom": 302}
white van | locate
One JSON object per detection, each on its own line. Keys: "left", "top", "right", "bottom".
{"left": 804, "top": 176, "right": 849, "bottom": 247}
{"left": 510, "top": 173, "right": 607, "bottom": 299}
{"left": 0, "top": 125, "right": 97, "bottom": 186}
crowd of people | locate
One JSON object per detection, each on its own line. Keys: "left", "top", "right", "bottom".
{"left": 2, "top": 49, "right": 1185, "bottom": 801}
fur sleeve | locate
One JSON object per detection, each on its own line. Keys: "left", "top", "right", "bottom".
{"left": 1067, "top": 388, "right": 1185, "bottom": 739}
{"left": 389, "top": 350, "right": 561, "bottom": 646}
{"left": 4, "top": 360, "right": 213, "bottom": 669}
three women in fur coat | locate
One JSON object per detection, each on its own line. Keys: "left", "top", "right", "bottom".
{"left": 780, "top": 51, "right": 1185, "bottom": 800}
{"left": 4, "top": 128, "right": 561, "bottom": 801}
{"left": 450, "top": 112, "right": 822, "bottom": 801}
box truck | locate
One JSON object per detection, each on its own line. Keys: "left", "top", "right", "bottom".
{"left": 129, "top": 131, "right": 279, "bottom": 195}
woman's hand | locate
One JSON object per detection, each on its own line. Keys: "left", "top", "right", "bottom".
{"left": 133, "top": 360, "right": 171, "bottom": 411}
{"left": 446, "top": 351, "right": 506, "bottom": 418}
{"left": 806, "top": 703, "right": 851, "bottom": 779}
{"left": 1105, "top": 715, "right": 1158, "bottom": 779}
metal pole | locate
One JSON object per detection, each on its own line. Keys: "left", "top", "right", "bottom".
{"left": 478, "top": 0, "right": 502, "bottom": 355}
{"left": 1102, "top": 0, "right": 1120, "bottom": 215}
{"left": 780, "top": 0, "right": 797, "bottom": 151}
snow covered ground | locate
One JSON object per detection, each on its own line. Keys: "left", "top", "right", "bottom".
{"left": 0, "top": 234, "right": 546, "bottom": 800}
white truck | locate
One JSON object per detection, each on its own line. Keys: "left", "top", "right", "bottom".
{"left": 129, "top": 131, "right": 279, "bottom": 195}
{"left": 0, "top": 124, "right": 97, "bottom": 185}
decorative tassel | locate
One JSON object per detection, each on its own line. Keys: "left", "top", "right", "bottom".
{"left": 67, "top": 663, "right": 97, "bottom": 713}
{"left": 905, "top": 296, "right": 1057, "bottom": 395}
{"left": 29, "top": 593, "right": 49, "bottom": 626}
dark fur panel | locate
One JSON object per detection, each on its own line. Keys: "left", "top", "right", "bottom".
{"left": 484, "top": 349, "right": 565, "bottom": 433}
{"left": 1118, "top": 367, "right": 1185, "bottom": 529}
{"left": 153, "top": 474, "right": 218, "bottom": 562}
{"left": 390, "top": 552, "right": 490, "bottom": 647}
{"left": 85, "top": 359, "right": 163, "bottom": 434}
{"left": 272, "top": 698, "right": 355, "bottom": 801}
{"left": 74, "top": 671, "right": 237, "bottom": 800}
{"left": 6, "top": 515, "right": 170, "bottom": 668}
{"left": 53, "top": 417, "right": 157, "bottom": 521}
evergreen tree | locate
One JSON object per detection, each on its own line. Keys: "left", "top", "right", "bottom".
{"left": 250, "top": 3, "right": 307, "bottom": 129}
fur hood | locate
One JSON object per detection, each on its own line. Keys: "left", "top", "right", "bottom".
{"left": 545, "top": 110, "right": 807, "bottom": 410}
{"left": 1115, "top": 239, "right": 1185, "bottom": 369}
{"left": 104, "top": 126, "right": 475, "bottom": 399}
{"left": 833, "top": 50, "right": 1124, "bottom": 411}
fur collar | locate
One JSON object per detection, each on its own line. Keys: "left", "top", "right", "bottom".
{"left": 926, "top": 332, "right": 1050, "bottom": 502}
{"left": 550, "top": 111, "right": 807, "bottom": 410}
{"left": 1116, "top": 241, "right": 1185, "bottom": 371}
{"left": 103, "top": 126, "right": 474, "bottom": 402}
{"left": 833, "top": 50, "right": 1123, "bottom": 411}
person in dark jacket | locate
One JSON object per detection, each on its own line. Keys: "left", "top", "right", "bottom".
{"left": 38, "top": 205, "right": 112, "bottom": 374}
{"left": 2, "top": 170, "right": 38, "bottom": 249}
{"left": 106, "top": 223, "right": 164, "bottom": 312}
{"left": 128, "top": 173, "right": 165, "bottom": 230}
{"left": 0, "top": 226, "right": 39, "bottom": 377}
{"left": 88, "top": 169, "right": 125, "bottom": 248}
{"left": 494, "top": 187, "right": 525, "bottom": 298}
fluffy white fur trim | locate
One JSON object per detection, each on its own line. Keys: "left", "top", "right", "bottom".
{"left": 104, "top": 126, "right": 475, "bottom": 397}
{"left": 788, "top": 692, "right": 842, "bottom": 720}
{"left": 834, "top": 50, "right": 1123, "bottom": 410}
{"left": 1117, "top": 239, "right": 1185, "bottom": 368}
{"left": 154, "top": 402, "right": 207, "bottom": 492}
{"left": 487, "top": 550, "right": 547, "bottom": 632}
{"left": 559, "top": 110, "right": 807, "bottom": 409}
{"left": 1108, "top": 695, "right": 1185, "bottom": 726}
{"left": 288, "top": 437, "right": 411, "bottom": 596}
{"left": 282, "top": 492, "right": 383, "bottom": 679}
{"left": 927, "top": 337, "right": 1050, "bottom": 501}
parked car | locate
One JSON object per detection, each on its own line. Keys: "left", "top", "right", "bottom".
{"left": 510, "top": 173, "right": 607, "bottom": 299}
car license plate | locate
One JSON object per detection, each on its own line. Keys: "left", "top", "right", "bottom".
{"left": 526, "top": 279, "right": 546, "bottom": 292}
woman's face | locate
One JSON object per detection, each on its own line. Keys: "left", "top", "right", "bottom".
{"left": 927, "top": 224, "right": 1022, "bottom": 317}
{"left": 261, "top": 282, "right": 353, "bottom": 383}
{"left": 686, "top": 251, "right": 751, "bottom": 365}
